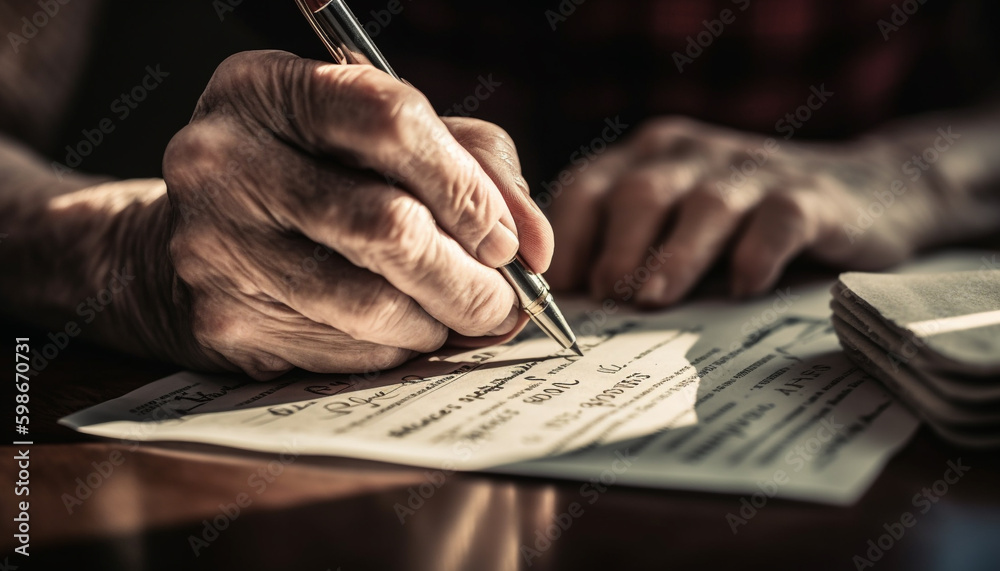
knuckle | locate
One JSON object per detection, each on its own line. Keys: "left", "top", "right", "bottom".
{"left": 444, "top": 169, "right": 491, "bottom": 233}
{"left": 347, "top": 197, "right": 435, "bottom": 270}
{"left": 163, "top": 126, "right": 210, "bottom": 181}
{"left": 578, "top": 181, "right": 609, "bottom": 202}
{"left": 377, "top": 198, "right": 431, "bottom": 247}
{"left": 210, "top": 50, "right": 291, "bottom": 95}
{"left": 167, "top": 228, "right": 198, "bottom": 265}
{"left": 762, "top": 192, "right": 812, "bottom": 229}
{"left": 459, "top": 284, "right": 509, "bottom": 336}
{"left": 202, "top": 51, "right": 272, "bottom": 112}
{"left": 189, "top": 303, "right": 251, "bottom": 351}
{"left": 168, "top": 228, "right": 206, "bottom": 281}
{"left": 341, "top": 68, "right": 431, "bottom": 154}
{"left": 466, "top": 117, "right": 515, "bottom": 149}
{"left": 168, "top": 226, "right": 230, "bottom": 288}
{"left": 488, "top": 123, "right": 516, "bottom": 149}
{"left": 570, "top": 170, "right": 616, "bottom": 202}
{"left": 339, "top": 281, "right": 410, "bottom": 341}
{"left": 629, "top": 117, "right": 712, "bottom": 160}
{"left": 163, "top": 122, "right": 235, "bottom": 188}
{"left": 687, "top": 185, "right": 736, "bottom": 215}
{"left": 633, "top": 115, "right": 693, "bottom": 143}
{"left": 202, "top": 50, "right": 302, "bottom": 134}
{"left": 614, "top": 171, "right": 667, "bottom": 206}
{"left": 212, "top": 52, "right": 256, "bottom": 91}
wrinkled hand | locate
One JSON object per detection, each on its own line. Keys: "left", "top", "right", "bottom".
{"left": 546, "top": 117, "right": 943, "bottom": 305}
{"left": 162, "top": 50, "right": 553, "bottom": 379}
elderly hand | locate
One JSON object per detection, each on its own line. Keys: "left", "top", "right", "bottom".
{"left": 161, "top": 50, "right": 553, "bottom": 379}
{"left": 546, "top": 116, "right": 953, "bottom": 305}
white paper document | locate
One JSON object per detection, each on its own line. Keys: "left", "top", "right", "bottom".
{"left": 61, "top": 273, "right": 931, "bottom": 505}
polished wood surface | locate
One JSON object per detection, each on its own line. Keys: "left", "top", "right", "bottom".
{"left": 3, "top": 308, "right": 999, "bottom": 571}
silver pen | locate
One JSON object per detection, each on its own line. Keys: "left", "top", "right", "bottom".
{"left": 295, "top": 0, "right": 582, "bottom": 356}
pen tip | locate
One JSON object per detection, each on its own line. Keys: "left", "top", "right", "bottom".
{"left": 570, "top": 342, "right": 583, "bottom": 357}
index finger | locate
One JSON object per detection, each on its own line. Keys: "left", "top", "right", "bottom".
{"left": 442, "top": 117, "right": 555, "bottom": 274}
{"left": 197, "top": 50, "right": 520, "bottom": 269}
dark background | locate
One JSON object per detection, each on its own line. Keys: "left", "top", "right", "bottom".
{"left": 48, "top": 0, "right": 1000, "bottom": 190}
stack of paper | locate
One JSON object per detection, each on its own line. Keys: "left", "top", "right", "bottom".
{"left": 831, "top": 270, "right": 1000, "bottom": 447}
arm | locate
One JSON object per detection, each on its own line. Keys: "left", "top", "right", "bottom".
{"left": 0, "top": 48, "right": 554, "bottom": 378}
{"left": 0, "top": 138, "right": 188, "bottom": 365}
{"left": 867, "top": 104, "right": 1000, "bottom": 249}
{"left": 0, "top": 0, "right": 183, "bottom": 363}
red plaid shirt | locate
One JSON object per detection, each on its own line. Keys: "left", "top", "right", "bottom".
{"left": 40, "top": 0, "right": 999, "bottom": 182}
{"left": 367, "top": 0, "right": 995, "bottom": 180}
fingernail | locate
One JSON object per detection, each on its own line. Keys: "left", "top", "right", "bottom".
{"left": 636, "top": 273, "right": 669, "bottom": 305}
{"left": 477, "top": 221, "right": 519, "bottom": 268}
{"left": 488, "top": 303, "right": 521, "bottom": 336}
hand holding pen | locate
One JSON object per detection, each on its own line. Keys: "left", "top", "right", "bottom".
{"left": 297, "top": 0, "right": 580, "bottom": 355}
{"left": 158, "top": 36, "right": 565, "bottom": 378}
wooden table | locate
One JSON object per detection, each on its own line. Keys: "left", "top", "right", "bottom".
{"left": 3, "top": 309, "right": 999, "bottom": 571}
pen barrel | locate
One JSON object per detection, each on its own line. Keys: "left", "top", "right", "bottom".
{"left": 500, "top": 258, "right": 577, "bottom": 350}
{"left": 499, "top": 257, "right": 552, "bottom": 317}
{"left": 295, "top": 0, "right": 578, "bottom": 352}
{"left": 295, "top": 0, "right": 400, "bottom": 79}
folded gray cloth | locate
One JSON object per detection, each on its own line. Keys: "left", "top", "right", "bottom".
{"left": 831, "top": 270, "right": 1000, "bottom": 447}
